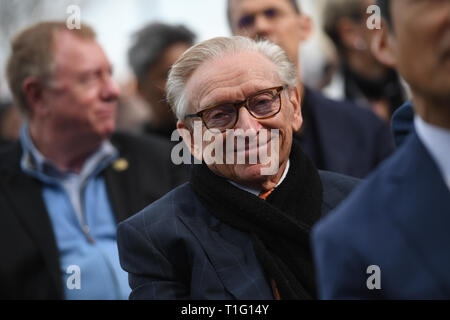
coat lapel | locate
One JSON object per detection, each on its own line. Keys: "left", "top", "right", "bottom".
{"left": 177, "top": 209, "right": 273, "bottom": 300}
{"left": 104, "top": 162, "right": 132, "bottom": 224}
{"left": 391, "top": 134, "right": 450, "bottom": 294}
{"left": 105, "top": 134, "right": 164, "bottom": 224}
{"left": 0, "top": 144, "right": 62, "bottom": 297}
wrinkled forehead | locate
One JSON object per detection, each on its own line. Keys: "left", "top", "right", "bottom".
{"left": 185, "top": 51, "right": 281, "bottom": 112}
{"left": 51, "top": 31, "right": 109, "bottom": 74}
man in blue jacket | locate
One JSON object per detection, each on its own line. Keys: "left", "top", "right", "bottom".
{"left": 117, "top": 36, "right": 360, "bottom": 300}
{"left": 312, "top": 0, "right": 450, "bottom": 299}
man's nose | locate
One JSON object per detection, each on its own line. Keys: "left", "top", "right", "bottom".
{"left": 253, "top": 14, "right": 273, "bottom": 39}
{"left": 234, "top": 106, "right": 262, "bottom": 131}
{"left": 101, "top": 75, "right": 120, "bottom": 102}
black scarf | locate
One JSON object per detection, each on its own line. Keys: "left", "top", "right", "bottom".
{"left": 190, "top": 140, "right": 323, "bottom": 299}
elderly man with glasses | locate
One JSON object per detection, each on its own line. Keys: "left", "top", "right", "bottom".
{"left": 117, "top": 36, "right": 359, "bottom": 300}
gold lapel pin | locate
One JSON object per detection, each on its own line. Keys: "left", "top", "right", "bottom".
{"left": 113, "top": 158, "right": 129, "bottom": 172}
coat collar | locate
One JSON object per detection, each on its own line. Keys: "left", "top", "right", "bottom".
{"left": 175, "top": 186, "right": 274, "bottom": 300}
{"left": 414, "top": 116, "right": 450, "bottom": 189}
{"left": 0, "top": 143, "right": 63, "bottom": 297}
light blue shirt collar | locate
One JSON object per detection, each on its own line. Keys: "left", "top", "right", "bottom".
{"left": 20, "top": 122, "right": 118, "bottom": 181}
{"left": 228, "top": 160, "right": 290, "bottom": 196}
{"left": 414, "top": 116, "right": 450, "bottom": 190}
{"left": 20, "top": 122, "right": 119, "bottom": 225}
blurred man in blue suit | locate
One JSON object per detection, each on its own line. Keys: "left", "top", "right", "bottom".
{"left": 391, "top": 102, "right": 414, "bottom": 148}
{"left": 312, "top": 0, "right": 450, "bottom": 299}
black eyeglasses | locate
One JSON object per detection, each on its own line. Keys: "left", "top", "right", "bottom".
{"left": 184, "top": 85, "right": 287, "bottom": 132}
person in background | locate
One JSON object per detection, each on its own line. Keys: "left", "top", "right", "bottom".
{"left": 322, "top": 0, "right": 406, "bottom": 122}
{"left": 117, "top": 36, "right": 360, "bottom": 300}
{"left": 128, "top": 22, "right": 196, "bottom": 141}
{"left": 0, "top": 101, "right": 22, "bottom": 145}
{"left": 0, "top": 21, "right": 188, "bottom": 299}
{"left": 227, "top": 0, "right": 394, "bottom": 178}
{"left": 312, "top": 0, "right": 450, "bottom": 299}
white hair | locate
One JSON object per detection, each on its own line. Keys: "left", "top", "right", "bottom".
{"left": 166, "top": 36, "right": 297, "bottom": 121}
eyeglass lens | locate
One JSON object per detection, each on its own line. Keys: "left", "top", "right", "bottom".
{"left": 202, "top": 88, "right": 281, "bottom": 130}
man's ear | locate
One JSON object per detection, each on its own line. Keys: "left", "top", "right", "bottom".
{"left": 298, "top": 14, "right": 313, "bottom": 42}
{"left": 177, "top": 120, "right": 203, "bottom": 160}
{"left": 22, "top": 77, "right": 46, "bottom": 116}
{"left": 371, "top": 22, "right": 396, "bottom": 68}
{"left": 288, "top": 87, "right": 303, "bottom": 132}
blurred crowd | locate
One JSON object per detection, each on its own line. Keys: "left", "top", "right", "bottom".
{"left": 0, "top": 0, "right": 405, "bottom": 147}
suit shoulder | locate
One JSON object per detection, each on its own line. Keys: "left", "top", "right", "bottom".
{"left": 316, "top": 144, "right": 409, "bottom": 235}
{"left": 320, "top": 170, "right": 360, "bottom": 194}
{"left": 319, "top": 170, "right": 360, "bottom": 215}
{"left": 119, "top": 182, "right": 196, "bottom": 230}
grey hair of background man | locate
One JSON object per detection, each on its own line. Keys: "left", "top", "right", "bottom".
{"left": 166, "top": 36, "right": 298, "bottom": 122}
{"left": 128, "top": 22, "right": 196, "bottom": 83}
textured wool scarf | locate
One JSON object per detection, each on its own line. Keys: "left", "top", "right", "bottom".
{"left": 190, "top": 140, "right": 323, "bottom": 299}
